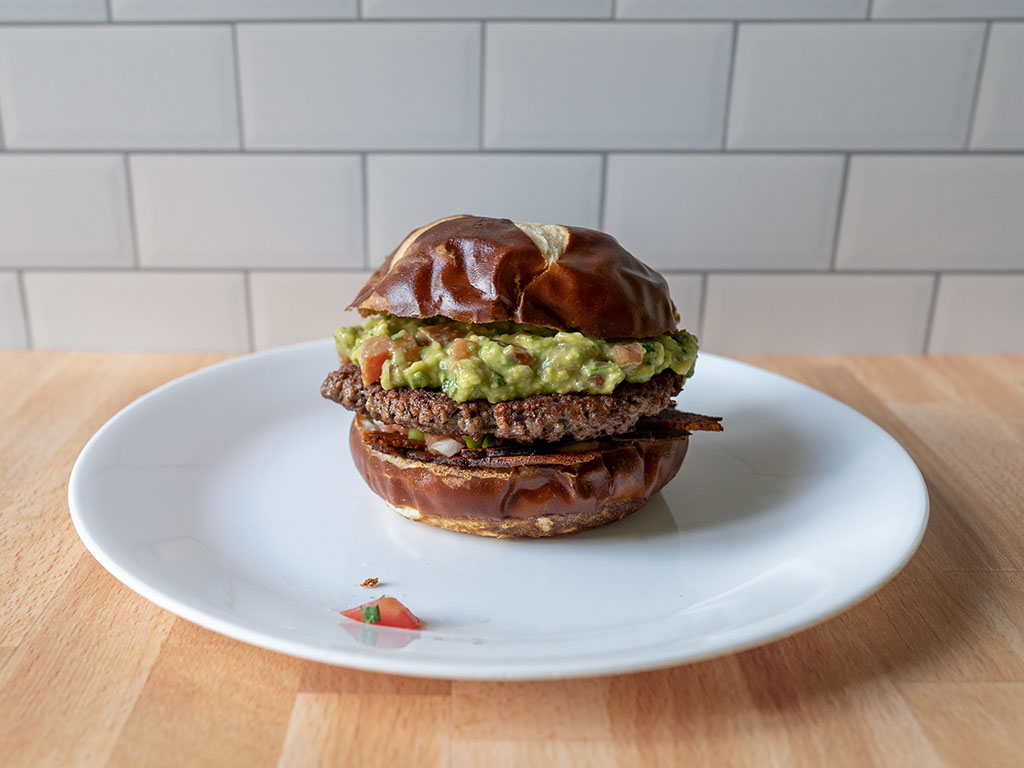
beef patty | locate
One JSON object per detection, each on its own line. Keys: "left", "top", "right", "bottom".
{"left": 321, "top": 364, "right": 686, "bottom": 443}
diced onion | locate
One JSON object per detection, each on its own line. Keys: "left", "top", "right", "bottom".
{"left": 427, "top": 438, "right": 463, "bottom": 457}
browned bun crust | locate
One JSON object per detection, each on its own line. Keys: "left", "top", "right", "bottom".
{"left": 350, "top": 215, "right": 679, "bottom": 339}
{"left": 349, "top": 417, "right": 690, "bottom": 538}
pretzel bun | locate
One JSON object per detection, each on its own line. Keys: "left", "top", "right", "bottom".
{"left": 350, "top": 215, "right": 678, "bottom": 339}
{"left": 349, "top": 417, "right": 690, "bottom": 538}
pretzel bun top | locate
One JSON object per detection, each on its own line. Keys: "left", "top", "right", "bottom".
{"left": 349, "top": 215, "right": 679, "bottom": 339}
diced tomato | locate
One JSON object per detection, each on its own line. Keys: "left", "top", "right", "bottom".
{"left": 420, "top": 324, "right": 462, "bottom": 346}
{"left": 503, "top": 344, "right": 534, "bottom": 365}
{"left": 338, "top": 354, "right": 352, "bottom": 365}
{"left": 360, "top": 335, "right": 391, "bottom": 385}
{"left": 611, "top": 342, "right": 645, "bottom": 368}
{"left": 590, "top": 373, "right": 606, "bottom": 388}
{"left": 451, "top": 338, "right": 477, "bottom": 360}
{"left": 341, "top": 596, "right": 422, "bottom": 630}
{"left": 392, "top": 334, "right": 421, "bottom": 365}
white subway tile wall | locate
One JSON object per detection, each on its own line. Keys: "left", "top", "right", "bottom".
{"left": 111, "top": 1, "right": 358, "bottom": 21}
{"left": 485, "top": 23, "right": 732, "bottom": 149}
{"left": 836, "top": 156, "right": 1024, "bottom": 270}
{"left": 237, "top": 23, "right": 480, "bottom": 149}
{"left": 727, "top": 23, "right": 984, "bottom": 150}
{"left": 0, "top": 26, "right": 239, "bottom": 149}
{"left": 928, "top": 274, "right": 1024, "bottom": 353}
{"left": 0, "top": 155, "right": 134, "bottom": 268}
{"left": 249, "top": 271, "right": 373, "bottom": 350}
{"left": 702, "top": 274, "right": 935, "bottom": 355}
{"left": 130, "top": 154, "right": 364, "bottom": 268}
{"left": 0, "top": 273, "right": 27, "bottom": 348}
{"left": 616, "top": 1, "right": 869, "bottom": 19}
{"left": 603, "top": 154, "right": 843, "bottom": 270}
{"left": 971, "top": 24, "right": 1024, "bottom": 149}
{"left": 0, "top": 1, "right": 105, "bottom": 22}
{"left": 363, "top": 1, "right": 612, "bottom": 18}
{"left": 23, "top": 272, "right": 249, "bottom": 352}
{"left": 872, "top": 1, "right": 1024, "bottom": 18}
{"left": 0, "top": 8, "right": 1019, "bottom": 353}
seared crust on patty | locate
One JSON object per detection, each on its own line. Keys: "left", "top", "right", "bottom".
{"left": 321, "top": 364, "right": 686, "bottom": 443}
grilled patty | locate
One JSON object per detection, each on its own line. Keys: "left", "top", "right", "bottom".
{"left": 321, "top": 364, "right": 686, "bottom": 443}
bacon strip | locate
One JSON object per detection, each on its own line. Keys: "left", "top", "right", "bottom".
{"left": 357, "top": 408, "right": 720, "bottom": 470}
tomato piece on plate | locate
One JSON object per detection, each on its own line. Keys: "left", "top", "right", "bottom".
{"left": 341, "top": 596, "right": 422, "bottom": 630}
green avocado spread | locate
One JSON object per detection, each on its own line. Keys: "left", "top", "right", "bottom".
{"left": 334, "top": 315, "right": 698, "bottom": 404}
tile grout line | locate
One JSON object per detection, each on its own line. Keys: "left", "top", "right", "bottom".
{"left": 829, "top": 154, "right": 851, "bottom": 271}
{"left": 866, "top": 0, "right": 875, "bottom": 20}
{"left": 478, "top": 21, "right": 487, "bottom": 150}
{"left": 357, "top": 0, "right": 364, "bottom": 19}
{"left": 242, "top": 270, "right": 256, "bottom": 353}
{"left": 598, "top": 153, "right": 609, "bottom": 230}
{"left": 104, "top": 0, "right": 113, "bottom": 22}
{"left": 7, "top": 147, "right": 1023, "bottom": 156}
{"left": 720, "top": 22, "right": 739, "bottom": 149}
{"left": 964, "top": 21, "right": 992, "bottom": 150}
{"left": 697, "top": 272, "right": 710, "bottom": 338}
{"left": 15, "top": 270, "right": 35, "bottom": 349}
{"left": 921, "top": 273, "right": 942, "bottom": 354}
{"left": 230, "top": 24, "right": 247, "bottom": 149}
{"left": 0, "top": 18, "right": 1020, "bottom": 26}
{"left": 611, "top": 0, "right": 618, "bottom": 20}
{"left": 0, "top": 147, "right": 1019, "bottom": 156}
{"left": 360, "top": 153, "right": 370, "bottom": 267}
{"left": 0, "top": 79, "right": 7, "bottom": 148}
{"left": 123, "top": 154, "right": 142, "bottom": 269}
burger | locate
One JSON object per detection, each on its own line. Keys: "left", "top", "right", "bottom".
{"left": 321, "top": 215, "right": 721, "bottom": 537}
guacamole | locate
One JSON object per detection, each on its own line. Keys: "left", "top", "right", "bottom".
{"left": 334, "top": 315, "right": 698, "bottom": 404}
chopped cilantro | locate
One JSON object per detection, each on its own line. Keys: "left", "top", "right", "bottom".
{"left": 361, "top": 604, "right": 381, "bottom": 624}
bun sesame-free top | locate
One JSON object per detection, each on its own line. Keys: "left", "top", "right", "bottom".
{"left": 350, "top": 215, "right": 679, "bottom": 340}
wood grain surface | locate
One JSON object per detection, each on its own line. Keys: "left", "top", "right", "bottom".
{"left": 1, "top": 351, "right": 1022, "bottom": 768}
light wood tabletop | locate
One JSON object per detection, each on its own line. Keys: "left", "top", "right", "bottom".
{"left": 1, "top": 350, "right": 1022, "bottom": 768}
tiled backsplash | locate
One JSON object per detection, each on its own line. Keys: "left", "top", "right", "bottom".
{"left": 1, "top": 3, "right": 1022, "bottom": 355}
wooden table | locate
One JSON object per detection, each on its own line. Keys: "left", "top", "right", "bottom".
{"left": 1, "top": 351, "right": 1022, "bottom": 767}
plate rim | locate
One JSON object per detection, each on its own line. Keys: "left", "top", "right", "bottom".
{"left": 68, "top": 341, "right": 930, "bottom": 680}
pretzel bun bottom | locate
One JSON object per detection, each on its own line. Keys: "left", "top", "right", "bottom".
{"left": 349, "top": 419, "right": 690, "bottom": 538}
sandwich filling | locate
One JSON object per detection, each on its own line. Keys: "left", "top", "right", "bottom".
{"left": 334, "top": 315, "right": 698, "bottom": 404}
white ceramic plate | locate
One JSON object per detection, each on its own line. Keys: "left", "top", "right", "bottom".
{"left": 69, "top": 341, "right": 927, "bottom": 680}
